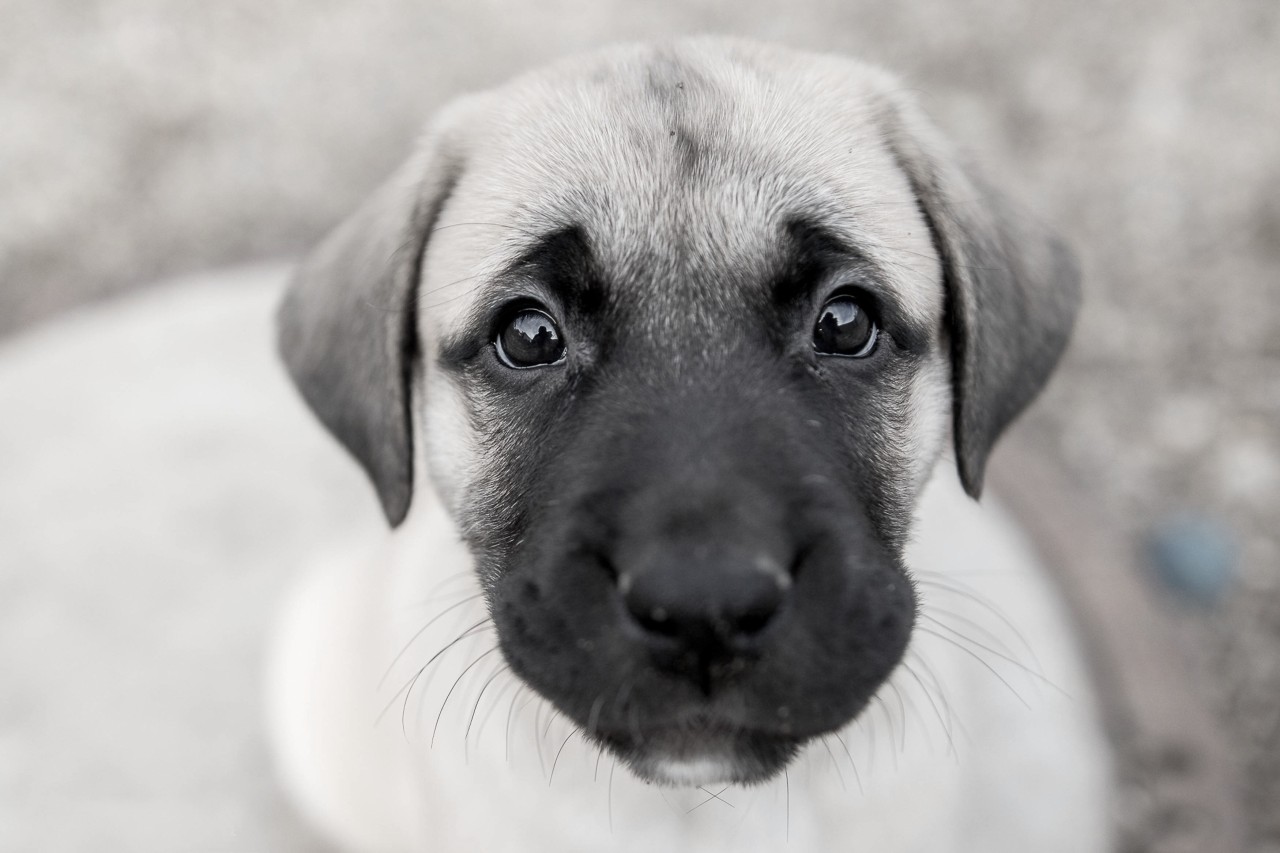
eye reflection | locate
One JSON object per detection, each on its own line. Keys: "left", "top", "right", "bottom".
{"left": 813, "top": 295, "right": 878, "bottom": 358}
{"left": 495, "top": 308, "right": 566, "bottom": 368}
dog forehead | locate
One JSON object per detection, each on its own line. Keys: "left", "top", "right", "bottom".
{"left": 420, "top": 41, "right": 942, "bottom": 338}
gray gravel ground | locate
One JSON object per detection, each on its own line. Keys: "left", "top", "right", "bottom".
{"left": 2, "top": 1, "right": 1277, "bottom": 849}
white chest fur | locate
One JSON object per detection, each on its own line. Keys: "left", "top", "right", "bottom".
{"left": 267, "top": 465, "right": 1113, "bottom": 853}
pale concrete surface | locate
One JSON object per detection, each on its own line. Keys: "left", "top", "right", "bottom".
{"left": 0, "top": 271, "right": 1110, "bottom": 852}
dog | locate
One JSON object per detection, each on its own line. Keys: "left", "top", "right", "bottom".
{"left": 268, "top": 37, "right": 1110, "bottom": 852}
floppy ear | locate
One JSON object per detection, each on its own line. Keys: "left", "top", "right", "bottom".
{"left": 877, "top": 91, "right": 1081, "bottom": 498}
{"left": 277, "top": 112, "right": 469, "bottom": 526}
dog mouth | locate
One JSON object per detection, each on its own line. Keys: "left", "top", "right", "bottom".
{"left": 590, "top": 718, "right": 803, "bottom": 786}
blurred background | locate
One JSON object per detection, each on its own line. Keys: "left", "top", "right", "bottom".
{"left": 1, "top": 1, "right": 1276, "bottom": 850}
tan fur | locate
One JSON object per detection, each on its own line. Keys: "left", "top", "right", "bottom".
{"left": 270, "top": 37, "right": 1103, "bottom": 852}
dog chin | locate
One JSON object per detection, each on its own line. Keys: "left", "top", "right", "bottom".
{"left": 642, "top": 756, "right": 742, "bottom": 787}
{"left": 600, "top": 726, "right": 802, "bottom": 787}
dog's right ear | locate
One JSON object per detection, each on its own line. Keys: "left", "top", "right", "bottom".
{"left": 276, "top": 105, "right": 473, "bottom": 527}
{"left": 873, "top": 84, "right": 1081, "bottom": 500}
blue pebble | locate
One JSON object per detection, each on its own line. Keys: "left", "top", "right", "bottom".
{"left": 1146, "top": 515, "right": 1238, "bottom": 605}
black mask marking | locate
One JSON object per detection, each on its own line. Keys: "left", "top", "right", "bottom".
{"left": 435, "top": 218, "right": 931, "bottom": 783}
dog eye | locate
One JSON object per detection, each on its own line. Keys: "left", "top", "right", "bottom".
{"left": 813, "top": 294, "right": 878, "bottom": 358}
{"left": 495, "top": 307, "right": 566, "bottom": 368}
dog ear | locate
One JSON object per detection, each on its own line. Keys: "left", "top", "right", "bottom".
{"left": 877, "top": 90, "right": 1081, "bottom": 499}
{"left": 276, "top": 109, "right": 471, "bottom": 526}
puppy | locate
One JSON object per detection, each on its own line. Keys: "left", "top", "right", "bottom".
{"left": 270, "top": 37, "right": 1106, "bottom": 852}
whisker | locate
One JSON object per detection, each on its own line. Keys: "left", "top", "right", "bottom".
{"left": 873, "top": 695, "right": 900, "bottom": 769}
{"left": 464, "top": 663, "right": 510, "bottom": 754}
{"left": 420, "top": 288, "right": 480, "bottom": 313}
{"left": 784, "top": 766, "right": 790, "bottom": 842}
{"left": 922, "top": 620, "right": 1064, "bottom": 694}
{"left": 915, "top": 576, "right": 1034, "bottom": 652}
{"left": 431, "top": 645, "right": 501, "bottom": 748}
{"left": 832, "top": 731, "right": 863, "bottom": 794}
{"left": 548, "top": 727, "right": 582, "bottom": 786}
{"left": 505, "top": 684, "right": 529, "bottom": 763}
{"left": 359, "top": 270, "right": 480, "bottom": 315}
{"left": 584, "top": 693, "right": 606, "bottom": 743}
{"left": 534, "top": 700, "right": 548, "bottom": 778}
{"left": 410, "top": 623, "right": 496, "bottom": 723}
{"left": 378, "top": 593, "right": 485, "bottom": 688}
{"left": 406, "top": 584, "right": 486, "bottom": 609}
{"left": 699, "top": 786, "right": 734, "bottom": 808}
{"left": 608, "top": 760, "right": 617, "bottom": 832}
{"left": 862, "top": 712, "right": 877, "bottom": 777}
{"left": 916, "top": 626, "right": 1033, "bottom": 708}
{"left": 415, "top": 270, "right": 484, "bottom": 299}
{"left": 820, "top": 737, "right": 847, "bottom": 792}
{"left": 657, "top": 788, "right": 685, "bottom": 817}
{"left": 473, "top": 671, "right": 520, "bottom": 751}
{"left": 377, "top": 617, "right": 492, "bottom": 728}
{"left": 901, "top": 661, "right": 956, "bottom": 757}
{"left": 908, "top": 650, "right": 971, "bottom": 747}
{"left": 542, "top": 706, "right": 558, "bottom": 742}
{"left": 418, "top": 569, "right": 478, "bottom": 603}
{"left": 427, "top": 220, "right": 546, "bottom": 241}
{"left": 925, "top": 603, "right": 1034, "bottom": 662}
{"left": 886, "top": 681, "right": 909, "bottom": 751}
{"left": 686, "top": 785, "right": 734, "bottom": 813}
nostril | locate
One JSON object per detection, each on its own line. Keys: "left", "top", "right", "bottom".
{"left": 621, "top": 565, "right": 786, "bottom": 647}
{"left": 732, "top": 601, "right": 777, "bottom": 636}
{"left": 726, "top": 578, "right": 785, "bottom": 636}
{"left": 597, "top": 553, "right": 620, "bottom": 583}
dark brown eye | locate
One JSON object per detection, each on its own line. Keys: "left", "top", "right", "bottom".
{"left": 495, "top": 307, "right": 566, "bottom": 368}
{"left": 813, "top": 294, "right": 878, "bottom": 358}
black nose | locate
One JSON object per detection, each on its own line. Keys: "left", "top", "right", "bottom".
{"left": 619, "top": 548, "right": 789, "bottom": 657}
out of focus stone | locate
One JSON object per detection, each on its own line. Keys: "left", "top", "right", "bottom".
{"left": 1146, "top": 515, "right": 1238, "bottom": 607}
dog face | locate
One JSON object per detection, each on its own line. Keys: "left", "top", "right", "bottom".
{"left": 278, "top": 39, "right": 1079, "bottom": 786}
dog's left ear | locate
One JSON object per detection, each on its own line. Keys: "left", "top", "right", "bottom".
{"left": 277, "top": 102, "right": 475, "bottom": 527}
{"left": 876, "top": 88, "right": 1081, "bottom": 498}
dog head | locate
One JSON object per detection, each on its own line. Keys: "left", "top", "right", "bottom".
{"left": 278, "top": 38, "right": 1078, "bottom": 786}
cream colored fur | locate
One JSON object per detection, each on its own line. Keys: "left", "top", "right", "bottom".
{"left": 268, "top": 38, "right": 1110, "bottom": 852}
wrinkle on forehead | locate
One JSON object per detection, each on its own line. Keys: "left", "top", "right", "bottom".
{"left": 419, "top": 44, "right": 943, "bottom": 341}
